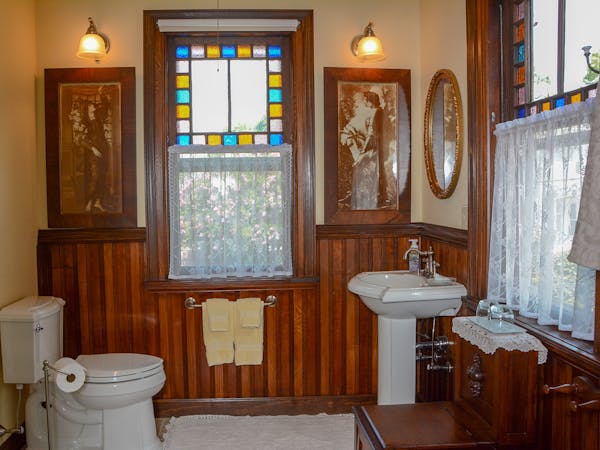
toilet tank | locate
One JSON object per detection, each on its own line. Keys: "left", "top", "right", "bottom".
{"left": 0, "top": 296, "right": 65, "bottom": 384}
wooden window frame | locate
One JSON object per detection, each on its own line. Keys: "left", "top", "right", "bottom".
{"left": 143, "top": 10, "right": 316, "bottom": 288}
{"left": 503, "top": 0, "right": 597, "bottom": 120}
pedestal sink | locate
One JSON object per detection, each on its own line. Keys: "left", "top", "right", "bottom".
{"left": 348, "top": 270, "right": 466, "bottom": 405}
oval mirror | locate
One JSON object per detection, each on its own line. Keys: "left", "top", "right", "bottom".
{"left": 424, "top": 69, "right": 463, "bottom": 199}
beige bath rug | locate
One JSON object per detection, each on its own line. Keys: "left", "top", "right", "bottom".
{"left": 162, "top": 413, "right": 354, "bottom": 449}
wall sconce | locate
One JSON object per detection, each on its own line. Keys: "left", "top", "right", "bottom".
{"left": 582, "top": 46, "right": 600, "bottom": 75}
{"left": 351, "top": 21, "right": 385, "bottom": 62}
{"left": 76, "top": 17, "right": 110, "bottom": 62}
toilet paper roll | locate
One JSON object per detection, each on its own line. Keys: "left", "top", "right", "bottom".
{"left": 53, "top": 357, "right": 86, "bottom": 393}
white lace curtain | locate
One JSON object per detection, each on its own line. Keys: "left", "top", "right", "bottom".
{"left": 168, "top": 144, "right": 293, "bottom": 279}
{"left": 488, "top": 98, "right": 596, "bottom": 341}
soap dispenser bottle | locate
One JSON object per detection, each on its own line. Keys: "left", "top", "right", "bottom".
{"left": 406, "top": 239, "right": 421, "bottom": 273}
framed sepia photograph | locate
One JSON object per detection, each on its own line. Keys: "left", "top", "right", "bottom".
{"left": 324, "top": 67, "right": 411, "bottom": 225}
{"left": 44, "top": 67, "right": 136, "bottom": 228}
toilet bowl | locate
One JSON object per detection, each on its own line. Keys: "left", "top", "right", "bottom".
{"left": 0, "top": 297, "right": 166, "bottom": 450}
{"left": 74, "top": 353, "right": 166, "bottom": 410}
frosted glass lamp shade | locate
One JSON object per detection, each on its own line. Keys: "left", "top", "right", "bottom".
{"left": 351, "top": 21, "right": 385, "bottom": 62}
{"left": 356, "top": 36, "right": 385, "bottom": 61}
{"left": 76, "top": 17, "right": 109, "bottom": 62}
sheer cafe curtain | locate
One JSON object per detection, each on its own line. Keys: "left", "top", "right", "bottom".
{"left": 168, "top": 144, "right": 293, "bottom": 279}
{"left": 487, "top": 98, "right": 596, "bottom": 341}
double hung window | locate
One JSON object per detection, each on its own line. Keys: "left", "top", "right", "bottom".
{"left": 167, "top": 36, "right": 293, "bottom": 279}
{"left": 143, "top": 10, "right": 315, "bottom": 283}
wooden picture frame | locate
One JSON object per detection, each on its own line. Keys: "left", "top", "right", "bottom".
{"left": 44, "top": 67, "right": 136, "bottom": 228}
{"left": 324, "top": 67, "right": 411, "bottom": 225}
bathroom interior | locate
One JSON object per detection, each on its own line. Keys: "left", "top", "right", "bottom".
{"left": 1, "top": 0, "right": 600, "bottom": 449}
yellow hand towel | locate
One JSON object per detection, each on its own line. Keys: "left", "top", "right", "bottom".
{"left": 234, "top": 298, "right": 264, "bottom": 366}
{"left": 202, "top": 298, "right": 234, "bottom": 366}
{"left": 207, "top": 300, "right": 231, "bottom": 332}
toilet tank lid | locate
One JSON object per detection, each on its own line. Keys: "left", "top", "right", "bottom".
{"left": 76, "top": 353, "right": 164, "bottom": 378}
{"left": 0, "top": 296, "right": 65, "bottom": 322}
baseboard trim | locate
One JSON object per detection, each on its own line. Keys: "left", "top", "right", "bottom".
{"left": 0, "top": 431, "right": 26, "bottom": 450}
{"left": 154, "top": 394, "right": 377, "bottom": 418}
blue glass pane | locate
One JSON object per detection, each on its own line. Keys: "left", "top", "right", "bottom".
{"left": 268, "top": 46, "right": 282, "bottom": 58}
{"left": 269, "top": 89, "right": 282, "bottom": 103}
{"left": 517, "top": 44, "right": 525, "bottom": 63}
{"left": 176, "top": 90, "right": 190, "bottom": 104}
{"left": 223, "top": 134, "right": 237, "bottom": 146}
{"left": 517, "top": 107, "right": 526, "bottom": 118}
{"left": 177, "top": 135, "right": 191, "bottom": 145}
{"left": 176, "top": 46, "right": 189, "bottom": 59}
{"left": 555, "top": 97, "right": 565, "bottom": 107}
{"left": 222, "top": 45, "right": 236, "bottom": 58}
{"left": 269, "top": 134, "right": 283, "bottom": 145}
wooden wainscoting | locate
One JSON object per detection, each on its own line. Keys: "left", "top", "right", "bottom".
{"left": 37, "top": 223, "right": 468, "bottom": 415}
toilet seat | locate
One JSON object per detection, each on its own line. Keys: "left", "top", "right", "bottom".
{"left": 77, "top": 353, "right": 164, "bottom": 383}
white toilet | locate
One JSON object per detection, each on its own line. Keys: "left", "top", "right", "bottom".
{"left": 0, "top": 296, "right": 166, "bottom": 450}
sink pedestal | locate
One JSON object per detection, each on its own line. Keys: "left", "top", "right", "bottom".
{"left": 378, "top": 315, "right": 416, "bottom": 405}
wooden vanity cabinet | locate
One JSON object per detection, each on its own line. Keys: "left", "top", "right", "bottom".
{"left": 454, "top": 336, "right": 539, "bottom": 448}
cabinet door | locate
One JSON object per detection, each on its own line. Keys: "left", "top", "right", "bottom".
{"left": 454, "top": 338, "right": 538, "bottom": 447}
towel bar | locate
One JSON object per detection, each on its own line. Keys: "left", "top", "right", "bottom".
{"left": 184, "top": 295, "right": 277, "bottom": 310}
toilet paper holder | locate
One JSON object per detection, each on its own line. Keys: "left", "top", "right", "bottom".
{"left": 43, "top": 360, "right": 76, "bottom": 382}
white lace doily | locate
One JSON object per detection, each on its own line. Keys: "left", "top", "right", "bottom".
{"left": 452, "top": 317, "right": 547, "bottom": 364}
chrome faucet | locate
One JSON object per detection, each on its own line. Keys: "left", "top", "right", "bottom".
{"left": 421, "top": 246, "right": 439, "bottom": 279}
{"left": 403, "top": 244, "right": 438, "bottom": 278}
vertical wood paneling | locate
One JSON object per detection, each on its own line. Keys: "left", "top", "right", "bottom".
{"left": 318, "top": 239, "right": 332, "bottom": 395}
{"left": 103, "top": 244, "right": 117, "bottom": 352}
{"left": 265, "top": 298, "right": 279, "bottom": 397}
{"left": 37, "top": 225, "right": 467, "bottom": 403}
{"left": 293, "top": 291, "right": 304, "bottom": 396}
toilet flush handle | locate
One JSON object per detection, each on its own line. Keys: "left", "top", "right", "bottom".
{"left": 34, "top": 322, "right": 44, "bottom": 334}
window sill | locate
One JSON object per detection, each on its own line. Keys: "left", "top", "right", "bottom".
{"left": 513, "top": 315, "right": 600, "bottom": 368}
{"left": 463, "top": 296, "right": 600, "bottom": 373}
{"left": 144, "top": 276, "right": 319, "bottom": 293}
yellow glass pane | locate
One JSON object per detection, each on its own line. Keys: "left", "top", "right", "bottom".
{"left": 571, "top": 93, "right": 582, "bottom": 104}
{"left": 238, "top": 134, "right": 253, "bottom": 145}
{"left": 237, "top": 45, "right": 252, "bottom": 58}
{"left": 542, "top": 101, "right": 551, "bottom": 111}
{"left": 269, "top": 104, "right": 283, "bottom": 117}
{"left": 207, "top": 45, "right": 220, "bottom": 58}
{"left": 176, "top": 75, "right": 190, "bottom": 89}
{"left": 207, "top": 135, "right": 222, "bottom": 145}
{"left": 176, "top": 105, "right": 190, "bottom": 119}
{"left": 269, "top": 74, "right": 282, "bottom": 88}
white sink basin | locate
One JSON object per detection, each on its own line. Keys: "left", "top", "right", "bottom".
{"left": 348, "top": 270, "right": 466, "bottom": 319}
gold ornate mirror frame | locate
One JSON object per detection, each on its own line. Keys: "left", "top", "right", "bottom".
{"left": 424, "top": 69, "right": 463, "bottom": 199}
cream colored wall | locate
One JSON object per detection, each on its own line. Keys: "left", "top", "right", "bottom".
{"left": 419, "top": 0, "right": 469, "bottom": 229}
{"left": 0, "top": 0, "right": 38, "bottom": 442}
{"left": 33, "top": 0, "right": 427, "bottom": 227}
